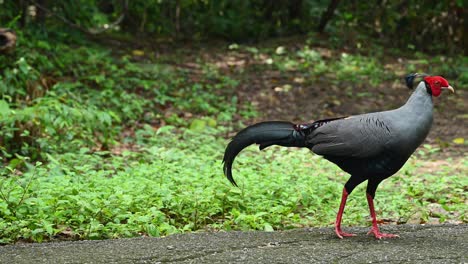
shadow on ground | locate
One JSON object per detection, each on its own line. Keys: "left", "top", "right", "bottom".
{"left": 1, "top": 224, "right": 466, "bottom": 263}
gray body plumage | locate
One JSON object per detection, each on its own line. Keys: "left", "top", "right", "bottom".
{"left": 223, "top": 81, "right": 434, "bottom": 195}
{"left": 222, "top": 78, "right": 443, "bottom": 239}
{"left": 307, "top": 82, "right": 433, "bottom": 191}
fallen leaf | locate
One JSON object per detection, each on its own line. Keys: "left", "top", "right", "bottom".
{"left": 275, "top": 46, "right": 286, "bottom": 55}
{"left": 132, "top": 50, "right": 145, "bottom": 56}
{"left": 293, "top": 77, "right": 305, "bottom": 83}
{"left": 452, "top": 137, "right": 465, "bottom": 144}
{"left": 228, "top": 43, "right": 239, "bottom": 50}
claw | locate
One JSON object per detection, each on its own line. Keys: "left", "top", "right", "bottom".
{"left": 335, "top": 228, "right": 357, "bottom": 239}
{"left": 367, "top": 228, "right": 400, "bottom": 239}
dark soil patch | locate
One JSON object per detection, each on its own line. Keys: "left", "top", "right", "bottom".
{"left": 133, "top": 37, "right": 466, "bottom": 157}
{"left": 237, "top": 69, "right": 467, "bottom": 157}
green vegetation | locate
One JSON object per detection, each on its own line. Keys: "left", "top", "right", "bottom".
{"left": 1, "top": 1, "right": 467, "bottom": 244}
{"left": 0, "top": 128, "right": 466, "bottom": 244}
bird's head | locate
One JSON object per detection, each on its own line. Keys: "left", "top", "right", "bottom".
{"left": 405, "top": 73, "right": 454, "bottom": 97}
{"left": 423, "top": 76, "right": 454, "bottom": 97}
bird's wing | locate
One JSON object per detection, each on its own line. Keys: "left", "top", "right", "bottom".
{"left": 308, "top": 113, "right": 396, "bottom": 158}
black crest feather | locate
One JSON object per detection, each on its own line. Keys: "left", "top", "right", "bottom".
{"left": 405, "top": 73, "right": 429, "bottom": 89}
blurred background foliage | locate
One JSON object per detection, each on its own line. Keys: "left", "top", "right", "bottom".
{"left": 1, "top": 0, "right": 466, "bottom": 53}
{"left": 0, "top": 0, "right": 467, "bottom": 168}
{"left": 0, "top": 0, "right": 466, "bottom": 169}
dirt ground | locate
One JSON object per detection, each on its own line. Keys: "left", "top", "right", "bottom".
{"left": 172, "top": 41, "right": 467, "bottom": 157}
{"left": 125, "top": 37, "right": 466, "bottom": 157}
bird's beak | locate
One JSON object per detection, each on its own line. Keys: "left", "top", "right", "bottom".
{"left": 443, "top": 86, "right": 455, "bottom": 93}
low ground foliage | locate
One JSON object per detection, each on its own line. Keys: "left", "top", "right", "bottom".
{"left": 1, "top": 29, "right": 466, "bottom": 244}
{"left": 0, "top": 126, "right": 466, "bottom": 244}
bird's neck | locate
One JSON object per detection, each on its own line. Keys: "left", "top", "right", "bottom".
{"left": 398, "top": 82, "right": 434, "bottom": 149}
{"left": 403, "top": 82, "right": 433, "bottom": 110}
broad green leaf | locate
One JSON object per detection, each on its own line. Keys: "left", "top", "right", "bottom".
{"left": 0, "top": 99, "right": 10, "bottom": 116}
{"left": 189, "top": 119, "right": 206, "bottom": 132}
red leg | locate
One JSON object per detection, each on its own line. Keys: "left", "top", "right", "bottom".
{"left": 335, "top": 188, "right": 356, "bottom": 239}
{"left": 366, "top": 193, "right": 399, "bottom": 239}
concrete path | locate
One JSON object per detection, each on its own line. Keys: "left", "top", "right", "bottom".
{"left": 0, "top": 224, "right": 466, "bottom": 264}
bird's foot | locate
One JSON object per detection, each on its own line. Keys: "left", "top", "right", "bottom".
{"left": 335, "top": 228, "right": 357, "bottom": 239}
{"left": 367, "top": 228, "right": 399, "bottom": 239}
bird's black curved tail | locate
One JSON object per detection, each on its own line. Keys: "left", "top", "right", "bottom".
{"left": 222, "top": 121, "right": 308, "bottom": 186}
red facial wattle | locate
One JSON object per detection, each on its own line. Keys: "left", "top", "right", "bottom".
{"left": 423, "top": 76, "right": 453, "bottom": 97}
